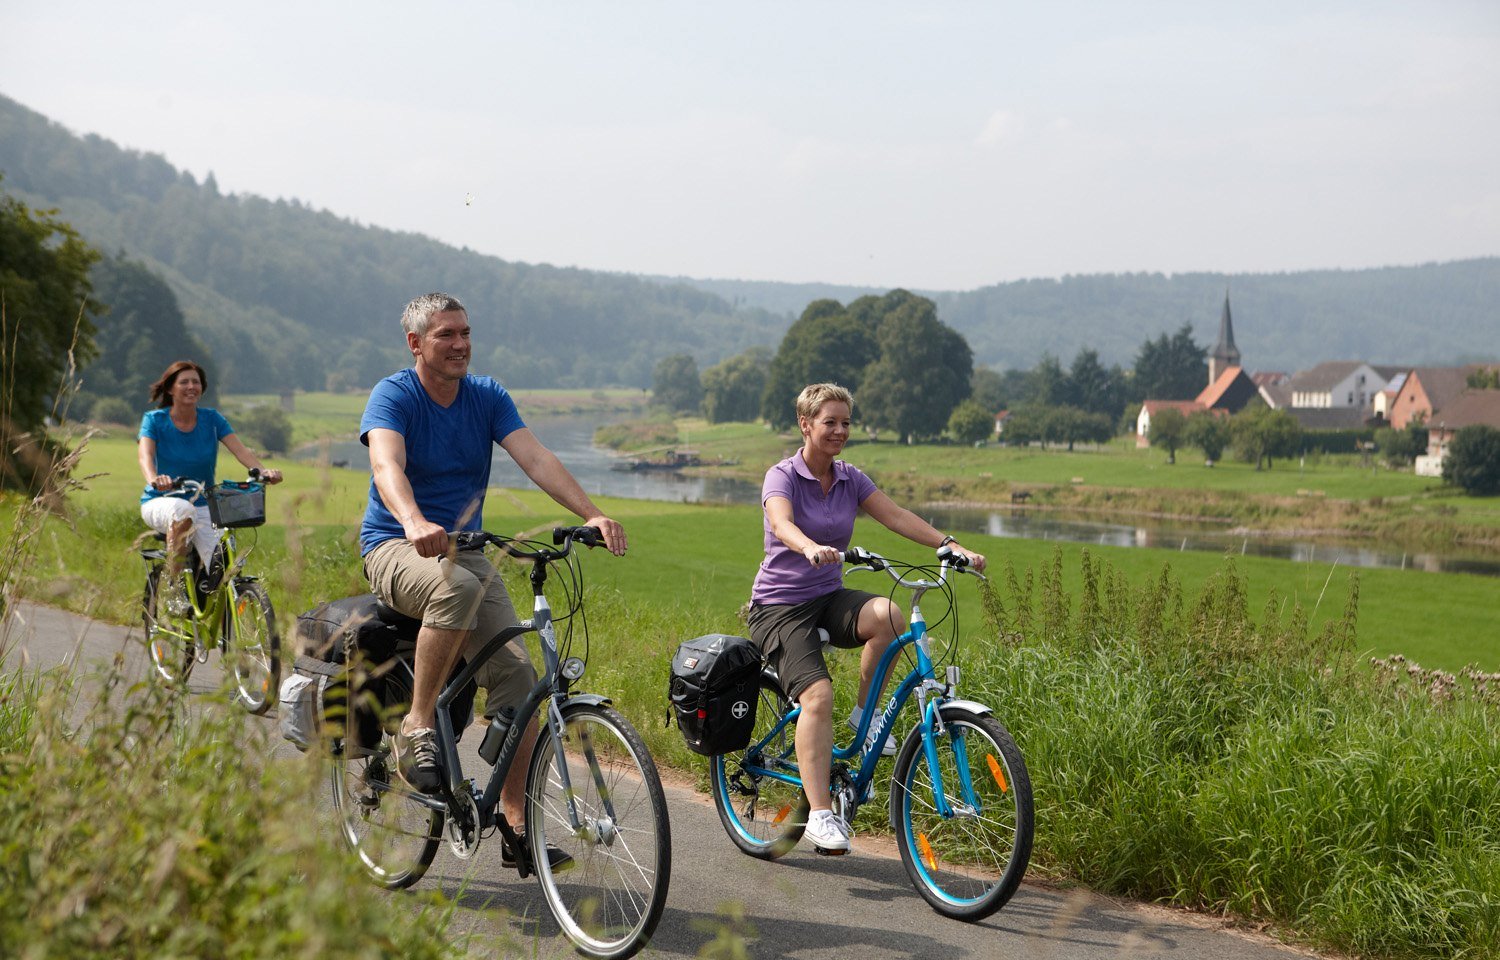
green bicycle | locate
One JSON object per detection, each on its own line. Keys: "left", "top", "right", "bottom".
{"left": 140, "top": 474, "right": 281, "bottom": 713}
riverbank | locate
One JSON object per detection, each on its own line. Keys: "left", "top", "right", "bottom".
{"left": 598, "top": 416, "right": 1500, "bottom": 554}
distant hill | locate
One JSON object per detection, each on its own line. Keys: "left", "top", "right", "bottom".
{"left": 660, "top": 262, "right": 1500, "bottom": 375}
{"left": 4, "top": 92, "right": 1495, "bottom": 393}
{"left": 0, "top": 94, "right": 782, "bottom": 393}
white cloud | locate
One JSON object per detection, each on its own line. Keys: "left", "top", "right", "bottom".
{"left": 976, "top": 110, "right": 1025, "bottom": 147}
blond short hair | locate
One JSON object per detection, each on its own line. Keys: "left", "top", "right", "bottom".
{"left": 795, "top": 383, "right": 854, "bottom": 422}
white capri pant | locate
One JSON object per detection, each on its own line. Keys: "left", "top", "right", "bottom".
{"left": 141, "top": 497, "right": 218, "bottom": 568}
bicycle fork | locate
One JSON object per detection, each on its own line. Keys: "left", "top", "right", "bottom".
{"left": 532, "top": 604, "right": 620, "bottom": 845}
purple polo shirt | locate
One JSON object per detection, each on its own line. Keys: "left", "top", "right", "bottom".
{"left": 751, "top": 451, "right": 878, "bottom": 605}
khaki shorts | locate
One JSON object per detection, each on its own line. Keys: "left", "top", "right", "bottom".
{"left": 363, "top": 538, "right": 537, "bottom": 718}
{"left": 747, "top": 588, "right": 880, "bottom": 702}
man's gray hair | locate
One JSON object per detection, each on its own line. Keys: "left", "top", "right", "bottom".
{"left": 401, "top": 292, "right": 466, "bottom": 337}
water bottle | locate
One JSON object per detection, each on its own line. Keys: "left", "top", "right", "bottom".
{"left": 478, "top": 706, "right": 517, "bottom": 765}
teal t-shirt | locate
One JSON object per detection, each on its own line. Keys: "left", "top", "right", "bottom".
{"left": 139, "top": 407, "right": 234, "bottom": 504}
{"left": 358, "top": 369, "right": 526, "bottom": 556}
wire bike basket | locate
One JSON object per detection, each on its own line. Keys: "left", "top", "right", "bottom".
{"left": 208, "top": 480, "right": 266, "bottom": 528}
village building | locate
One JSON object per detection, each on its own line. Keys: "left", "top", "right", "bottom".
{"left": 1389, "top": 365, "right": 1486, "bottom": 430}
{"left": 1284, "top": 361, "right": 1403, "bottom": 410}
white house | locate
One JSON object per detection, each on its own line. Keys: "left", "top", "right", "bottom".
{"left": 1286, "top": 361, "right": 1402, "bottom": 410}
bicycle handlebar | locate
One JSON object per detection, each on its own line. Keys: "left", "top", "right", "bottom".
{"left": 842, "top": 545, "right": 986, "bottom": 587}
{"left": 454, "top": 525, "right": 602, "bottom": 562}
{"left": 163, "top": 468, "right": 266, "bottom": 499}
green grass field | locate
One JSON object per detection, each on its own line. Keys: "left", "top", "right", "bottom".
{"left": 15, "top": 432, "right": 1497, "bottom": 675}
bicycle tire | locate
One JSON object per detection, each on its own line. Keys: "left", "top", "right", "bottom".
{"left": 225, "top": 580, "right": 279, "bottom": 714}
{"left": 890, "top": 706, "right": 1033, "bottom": 921}
{"left": 143, "top": 566, "right": 194, "bottom": 685}
{"left": 330, "top": 737, "right": 443, "bottom": 890}
{"left": 526, "top": 701, "right": 671, "bottom": 960}
{"left": 709, "top": 674, "right": 808, "bottom": 859}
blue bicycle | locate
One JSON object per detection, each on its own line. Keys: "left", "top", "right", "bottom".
{"left": 709, "top": 545, "right": 1033, "bottom": 921}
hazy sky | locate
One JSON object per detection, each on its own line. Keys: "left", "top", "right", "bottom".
{"left": 3, "top": 1, "right": 1497, "bottom": 291}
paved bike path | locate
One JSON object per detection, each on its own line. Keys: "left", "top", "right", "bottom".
{"left": 5, "top": 601, "right": 1319, "bottom": 960}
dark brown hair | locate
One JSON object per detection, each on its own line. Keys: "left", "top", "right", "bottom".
{"left": 148, "top": 360, "right": 209, "bottom": 408}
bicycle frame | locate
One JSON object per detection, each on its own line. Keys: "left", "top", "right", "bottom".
{"left": 740, "top": 555, "right": 988, "bottom": 819}
{"left": 406, "top": 532, "right": 615, "bottom": 845}
{"left": 142, "top": 519, "right": 258, "bottom": 646}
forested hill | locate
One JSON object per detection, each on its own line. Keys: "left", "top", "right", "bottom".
{"left": 4, "top": 92, "right": 1495, "bottom": 394}
{"left": 663, "top": 259, "right": 1500, "bottom": 375}
{"left": 0, "top": 94, "right": 782, "bottom": 393}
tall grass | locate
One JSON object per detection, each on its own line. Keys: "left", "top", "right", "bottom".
{"left": 964, "top": 548, "right": 1500, "bottom": 959}
{"left": 0, "top": 662, "right": 479, "bottom": 959}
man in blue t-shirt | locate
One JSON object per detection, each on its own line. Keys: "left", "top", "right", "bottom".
{"left": 360, "top": 292, "right": 626, "bottom": 830}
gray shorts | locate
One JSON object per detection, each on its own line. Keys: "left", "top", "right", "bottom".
{"left": 363, "top": 538, "right": 537, "bottom": 718}
{"left": 747, "top": 588, "right": 880, "bottom": 702}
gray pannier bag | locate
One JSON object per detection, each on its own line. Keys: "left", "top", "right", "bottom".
{"left": 278, "top": 671, "right": 329, "bottom": 750}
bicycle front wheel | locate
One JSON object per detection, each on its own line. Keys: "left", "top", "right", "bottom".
{"left": 890, "top": 706, "right": 1033, "bottom": 921}
{"left": 225, "top": 580, "right": 279, "bottom": 714}
{"left": 330, "top": 738, "right": 443, "bottom": 890}
{"left": 527, "top": 702, "right": 671, "bottom": 960}
{"left": 709, "top": 674, "right": 808, "bottom": 859}
{"left": 143, "top": 566, "right": 194, "bottom": 685}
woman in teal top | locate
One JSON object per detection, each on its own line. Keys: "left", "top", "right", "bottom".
{"left": 137, "top": 360, "right": 281, "bottom": 583}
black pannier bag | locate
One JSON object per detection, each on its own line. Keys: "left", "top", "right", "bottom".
{"left": 282, "top": 594, "right": 474, "bottom": 754}
{"left": 668, "top": 633, "right": 762, "bottom": 756}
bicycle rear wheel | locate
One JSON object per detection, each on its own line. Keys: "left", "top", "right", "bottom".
{"left": 709, "top": 674, "right": 808, "bottom": 859}
{"left": 527, "top": 702, "right": 671, "bottom": 960}
{"left": 143, "top": 566, "right": 194, "bottom": 684}
{"left": 330, "top": 737, "right": 443, "bottom": 890}
{"left": 225, "top": 580, "right": 279, "bottom": 714}
{"left": 890, "top": 706, "right": 1033, "bottom": 921}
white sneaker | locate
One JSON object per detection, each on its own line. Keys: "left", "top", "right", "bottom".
{"left": 805, "top": 809, "right": 851, "bottom": 855}
{"left": 849, "top": 718, "right": 898, "bottom": 757}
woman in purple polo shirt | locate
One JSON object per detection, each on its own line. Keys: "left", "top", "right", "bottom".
{"left": 748, "top": 382, "right": 985, "bottom": 855}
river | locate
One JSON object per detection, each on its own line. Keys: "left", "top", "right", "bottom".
{"left": 311, "top": 413, "right": 1500, "bottom": 579}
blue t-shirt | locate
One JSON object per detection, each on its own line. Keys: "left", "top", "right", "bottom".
{"left": 358, "top": 368, "right": 527, "bottom": 556}
{"left": 750, "top": 451, "right": 878, "bottom": 606}
{"left": 139, "top": 407, "right": 234, "bottom": 505}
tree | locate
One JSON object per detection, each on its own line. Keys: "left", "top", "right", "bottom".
{"left": 0, "top": 187, "right": 101, "bottom": 490}
{"left": 1134, "top": 324, "right": 1207, "bottom": 400}
{"left": 1148, "top": 407, "right": 1188, "bottom": 463}
{"left": 1065, "top": 348, "right": 1125, "bottom": 418}
{"left": 970, "top": 367, "right": 1007, "bottom": 413}
{"left": 856, "top": 291, "right": 973, "bottom": 442}
{"left": 1466, "top": 368, "right": 1500, "bottom": 390}
{"left": 651, "top": 353, "right": 703, "bottom": 414}
{"left": 947, "top": 399, "right": 994, "bottom": 444}
{"left": 701, "top": 346, "right": 770, "bottom": 423}
{"left": 1375, "top": 423, "right": 1427, "bottom": 468}
{"left": 760, "top": 299, "right": 878, "bottom": 428}
{"left": 1184, "top": 411, "right": 1231, "bottom": 464}
{"left": 1230, "top": 406, "right": 1302, "bottom": 470}
{"left": 327, "top": 340, "right": 397, "bottom": 393}
{"left": 231, "top": 404, "right": 292, "bottom": 455}
{"left": 1442, "top": 425, "right": 1500, "bottom": 495}
{"left": 1029, "top": 354, "right": 1069, "bottom": 407}
{"left": 81, "top": 253, "right": 210, "bottom": 412}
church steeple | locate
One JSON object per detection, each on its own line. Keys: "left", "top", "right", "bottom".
{"left": 1209, "top": 289, "right": 1241, "bottom": 385}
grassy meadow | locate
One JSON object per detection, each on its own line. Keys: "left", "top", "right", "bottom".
{"left": 6, "top": 401, "right": 1500, "bottom": 959}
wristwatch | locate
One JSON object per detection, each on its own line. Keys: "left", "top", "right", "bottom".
{"left": 938, "top": 535, "right": 957, "bottom": 548}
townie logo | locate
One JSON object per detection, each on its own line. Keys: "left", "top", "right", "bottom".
{"left": 731, "top": 700, "right": 749, "bottom": 720}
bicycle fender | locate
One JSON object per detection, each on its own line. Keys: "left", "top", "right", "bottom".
{"left": 937, "top": 699, "right": 992, "bottom": 719}
{"left": 562, "top": 693, "right": 613, "bottom": 710}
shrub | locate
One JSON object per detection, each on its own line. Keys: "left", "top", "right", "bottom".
{"left": 1443, "top": 425, "right": 1500, "bottom": 496}
{"left": 91, "top": 396, "right": 136, "bottom": 426}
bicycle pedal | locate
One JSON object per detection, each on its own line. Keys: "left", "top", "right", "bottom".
{"left": 813, "top": 846, "right": 850, "bottom": 857}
